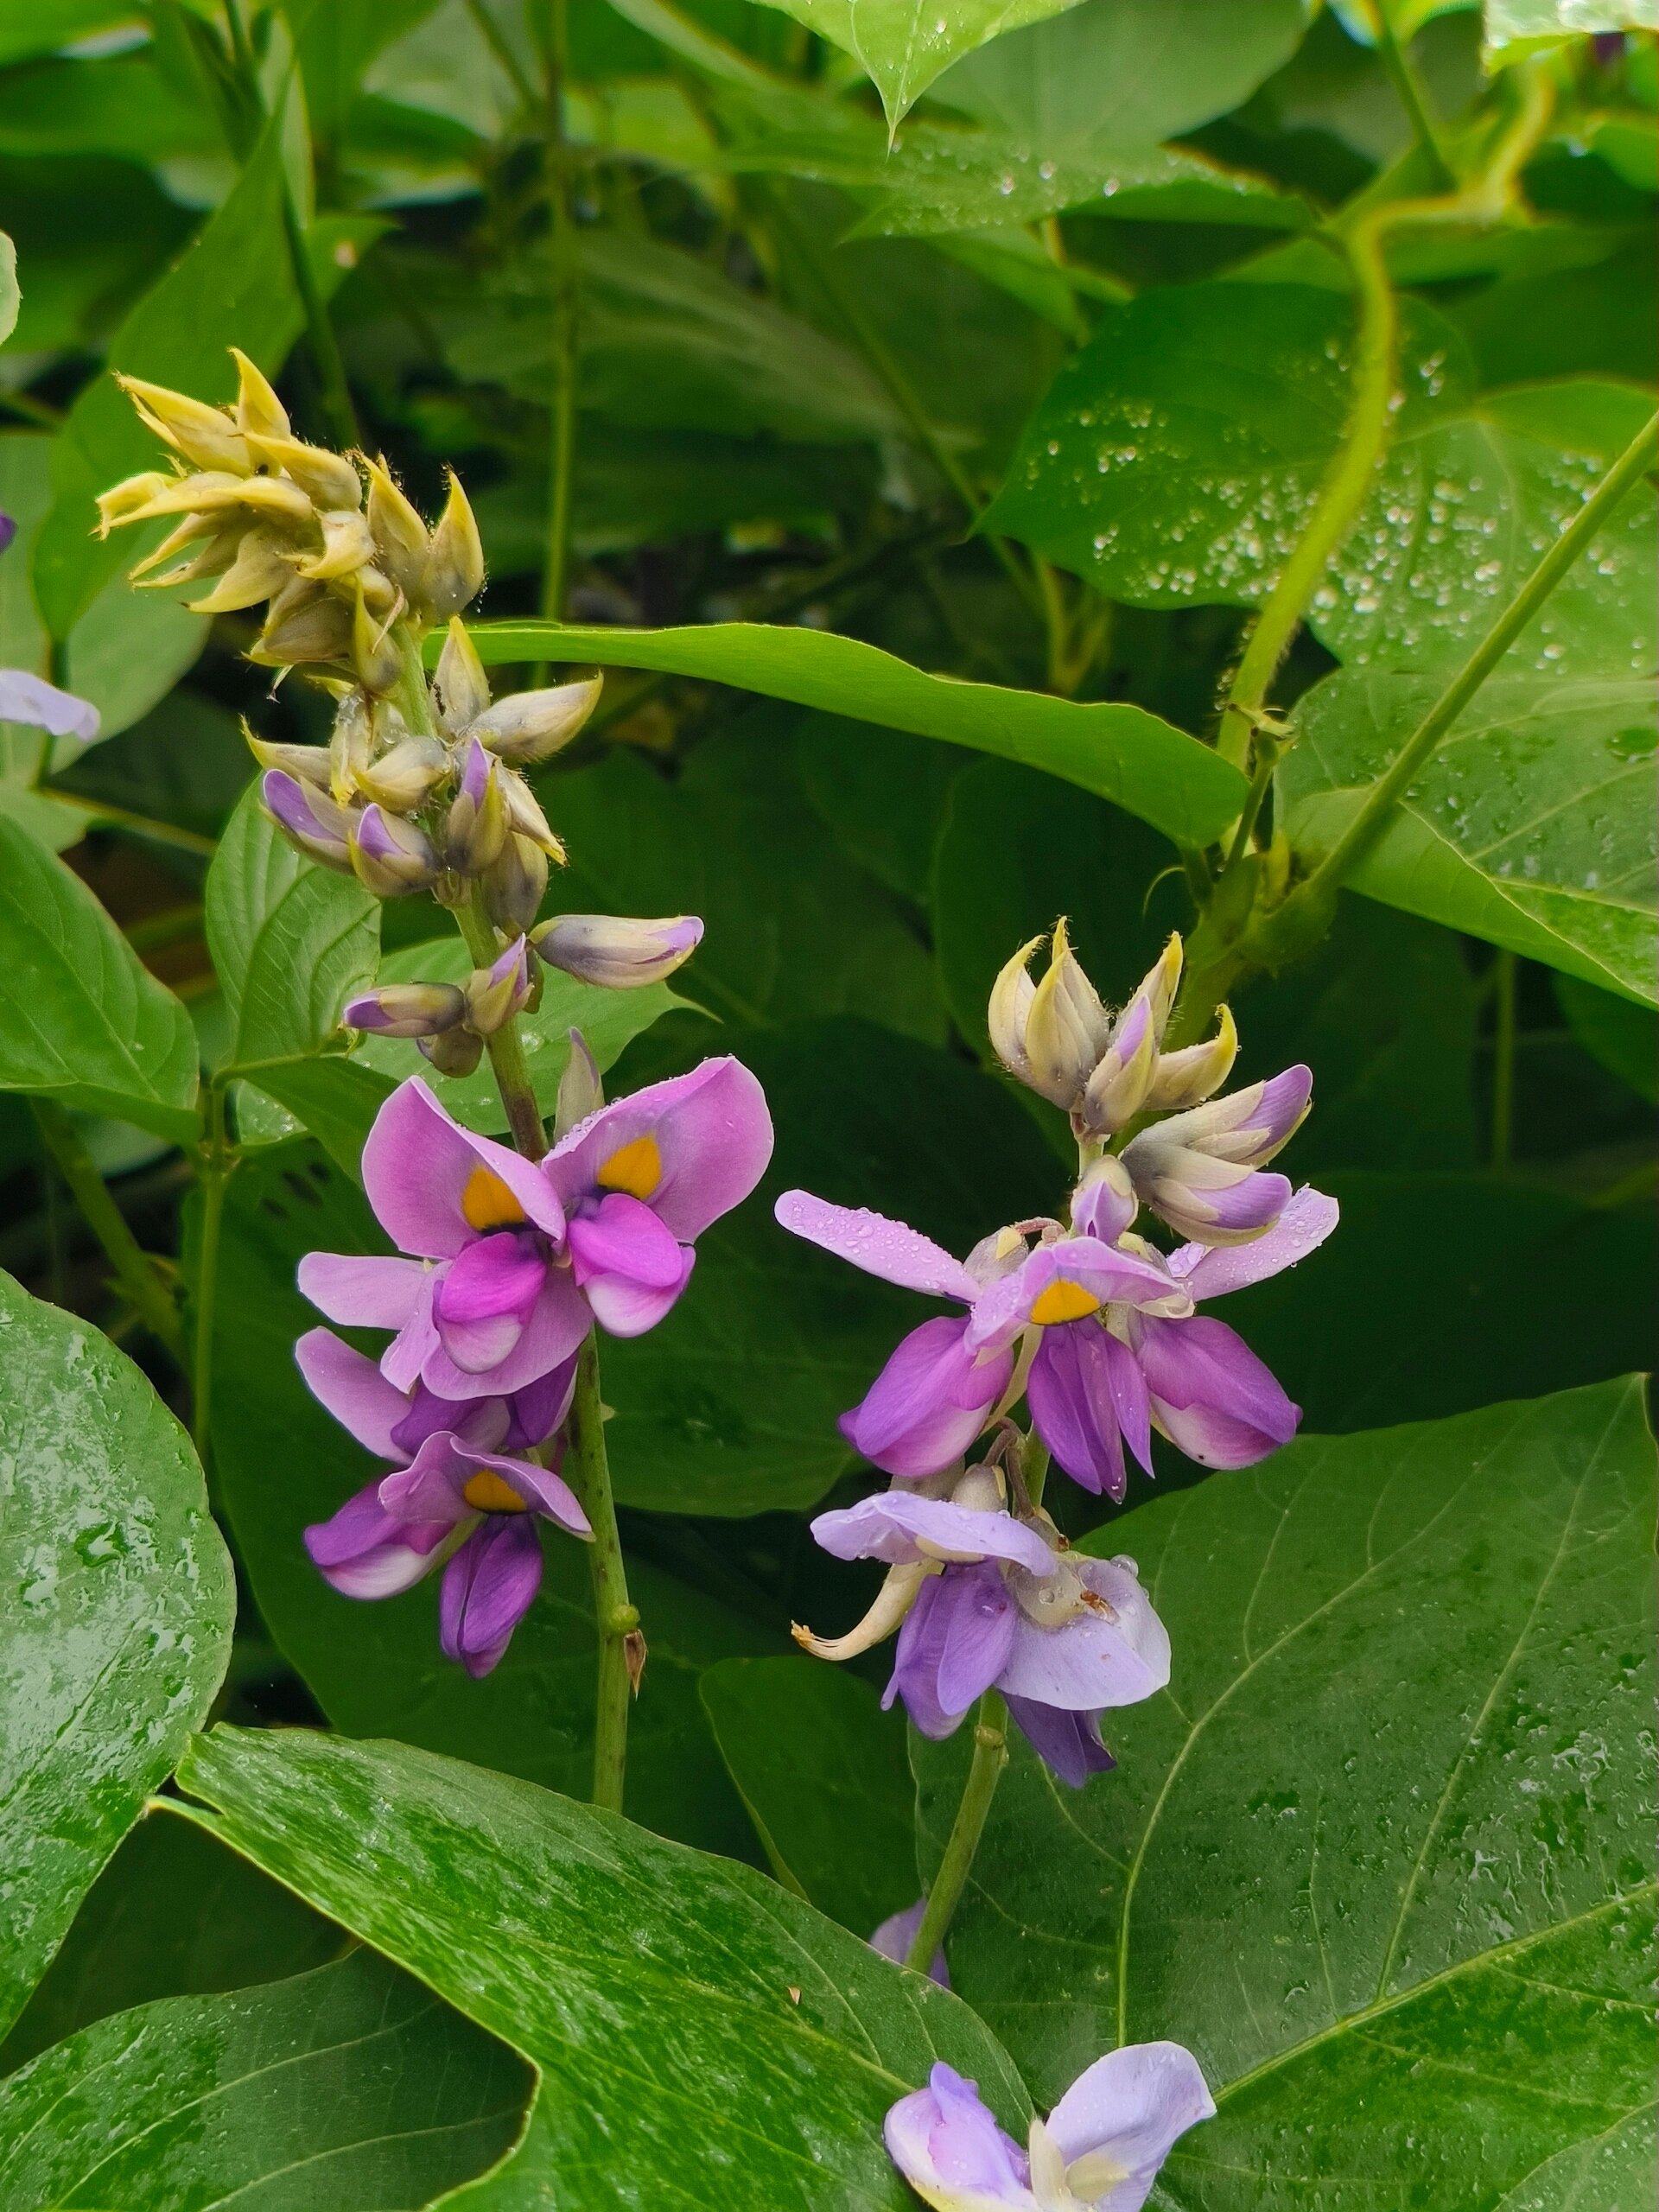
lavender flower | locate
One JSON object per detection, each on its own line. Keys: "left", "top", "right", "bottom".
{"left": 886, "top": 2044, "right": 1213, "bottom": 2212}
{"left": 870, "top": 1900, "right": 949, "bottom": 1986}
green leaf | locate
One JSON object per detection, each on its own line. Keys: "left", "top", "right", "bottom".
{"left": 538, "top": 715, "right": 946, "bottom": 1041}
{"left": 747, "top": 0, "right": 1086, "bottom": 126}
{"left": 1281, "top": 670, "right": 1656, "bottom": 1004}
{"left": 463, "top": 620, "right": 1249, "bottom": 847}
{"left": 241, "top": 1057, "right": 396, "bottom": 1179}
{"left": 0, "top": 1945, "right": 532, "bottom": 2209}
{"left": 986, "top": 284, "right": 1657, "bottom": 682}
{"left": 702, "top": 1656, "right": 919, "bottom": 1937}
{"left": 1220, "top": 1169, "right": 1656, "bottom": 1433}
{"left": 796, "top": 713, "right": 963, "bottom": 904}
{"left": 354, "top": 931, "right": 685, "bottom": 1137}
{"left": 206, "top": 783, "right": 382, "bottom": 1077}
{"left": 285, "top": 0, "right": 447, "bottom": 141}
{"left": 914, "top": 1378, "right": 1656, "bottom": 2212}
{"left": 209, "top": 1140, "right": 785, "bottom": 1855}
{"left": 0, "top": 1269, "right": 233, "bottom": 2040}
{"left": 1555, "top": 970, "right": 1658, "bottom": 1103}
{"left": 175, "top": 1725, "right": 1031, "bottom": 2207}
{"left": 0, "top": 3, "right": 138, "bottom": 69}
{"left": 0, "top": 813, "right": 199, "bottom": 1141}
{"left": 0, "top": 1812, "right": 342, "bottom": 2076}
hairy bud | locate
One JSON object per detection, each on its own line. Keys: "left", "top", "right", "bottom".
{"left": 433, "top": 616, "right": 491, "bottom": 735}
{"left": 262, "top": 770, "right": 356, "bottom": 871}
{"left": 231, "top": 347, "right": 290, "bottom": 441}
{"left": 479, "top": 833, "right": 549, "bottom": 936}
{"left": 464, "top": 937, "right": 533, "bottom": 1037}
{"left": 349, "top": 804, "right": 442, "bottom": 897}
{"left": 419, "top": 470, "right": 485, "bottom": 620}
{"left": 115, "top": 375, "right": 250, "bottom": 474}
{"left": 343, "top": 982, "right": 468, "bottom": 1038}
{"left": 554, "top": 1025, "right": 604, "bottom": 1137}
{"left": 418, "top": 1026, "right": 486, "bottom": 1078}
{"left": 531, "top": 912, "right": 703, "bottom": 989}
{"left": 363, "top": 454, "right": 429, "bottom": 601}
{"left": 441, "top": 737, "right": 510, "bottom": 874}
{"left": 467, "top": 675, "right": 602, "bottom": 764}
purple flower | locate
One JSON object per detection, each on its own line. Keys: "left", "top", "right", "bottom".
{"left": 296, "top": 1325, "right": 588, "bottom": 1676}
{"left": 0, "top": 668, "right": 100, "bottom": 743}
{"left": 298, "top": 1077, "right": 588, "bottom": 1401}
{"left": 870, "top": 1900, "right": 949, "bottom": 1987}
{"left": 774, "top": 1193, "right": 1185, "bottom": 1483}
{"left": 543, "top": 1056, "right": 773, "bottom": 1337}
{"left": 797, "top": 1475, "right": 1168, "bottom": 1789}
{"left": 1120, "top": 1066, "right": 1311, "bottom": 1246}
{"left": 886, "top": 2044, "right": 1214, "bottom": 2212}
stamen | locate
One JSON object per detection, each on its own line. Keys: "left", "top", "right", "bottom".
{"left": 791, "top": 1561, "right": 929, "bottom": 1660}
{"left": 597, "top": 1131, "right": 662, "bottom": 1199}
{"left": 461, "top": 1164, "right": 526, "bottom": 1231}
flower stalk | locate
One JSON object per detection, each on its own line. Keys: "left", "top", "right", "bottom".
{"left": 905, "top": 1691, "right": 1008, "bottom": 1974}
{"left": 454, "top": 887, "right": 549, "bottom": 1161}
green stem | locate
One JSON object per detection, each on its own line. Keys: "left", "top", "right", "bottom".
{"left": 1373, "top": 3, "right": 1454, "bottom": 188}
{"left": 454, "top": 891, "right": 549, "bottom": 1160}
{"left": 466, "top": 0, "right": 539, "bottom": 111}
{"left": 538, "top": 0, "right": 579, "bottom": 653}
{"left": 1289, "top": 408, "right": 1658, "bottom": 914}
{"left": 29, "top": 1100, "right": 185, "bottom": 1359}
{"left": 905, "top": 1691, "right": 1008, "bottom": 1974}
{"left": 1491, "top": 950, "right": 1517, "bottom": 1170}
{"left": 193, "top": 1083, "right": 233, "bottom": 1461}
{"left": 561, "top": 1332, "right": 636, "bottom": 1814}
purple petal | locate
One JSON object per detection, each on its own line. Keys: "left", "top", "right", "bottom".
{"left": 378, "top": 1431, "right": 480, "bottom": 1522}
{"left": 468, "top": 1448, "right": 591, "bottom": 1537}
{"left": 1003, "top": 1697, "right": 1116, "bottom": 1789}
{"left": 545, "top": 1057, "right": 772, "bottom": 1244}
{"left": 417, "top": 1265, "right": 591, "bottom": 1401}
{"left": 389, "top": 1385, "right": 512, "bottom": 1460}
{"left": 1124, "top": 1145, "right": 1293, "bottom": 1245}
{"left": 965, "top": 1237, "right": 1184, "bottom": 1357}
{"left": 263, "top": 769, "right": 347, "bottom": 857}
{"left": 303, "top": 1480, "right": 449, "bottom": 1599}
{"left": 1132, "top": 1313, "right": 1300, "bottom": 1469}
{"left": 0, "top": 667, "right": 100, "bottom": 741}
{"left": 294, "top": 1327, "right": 410, "bottom": 1459}
{"left": 886, "top": 1563, "right": 1013, "bottom": 1731}
{"left": 501, "top": 1354, "right": 581, "bottom": 1450}
{"left": 869, "top": 1901, "right": 950, "bottom": 1987}
{"left": 884, "top": 2064, "right": 1031, "bottom": 2209}
{"left": 773, "top": 1191, "right": 979, "bottom": 1301}
{"left": 1136, "top": 1065, "right": 1312, "bottom": 1168}
{"left": 811, "top": 1490, "right": 1056, "bottom": 1574}
{"left": 361, "top": 1077, "right": 565, "bottom": 1262}
{"left": 568, "top": 1195, "right": 696, "bottom": 1336}
{"left": 1046, "top": 2042, "right": 1216, "bottom": 2192}
{"left": 532, "top": 912, "right": 703, "bottom": 988}
{"left": 433, "top": 1233, "right": 548, "bottom": 1374}
{"left": 439, "top": 1516, "right": 543, "bottom": 1677}
{"left": 1169, "top": 1185, "right": 1339, "bottom": 1302}
{"left": 1027, "top": 1322, "right": 1128, "bottom": 1500}
{"left": 297, "top": 1251, "right": 429, "bottom": 1330}
{"left": 1000, "top": 1557, "right": 1170, "bottom": 1711}
{"left": 841, "top": 1316, "right": 1011, "bottom": 1479}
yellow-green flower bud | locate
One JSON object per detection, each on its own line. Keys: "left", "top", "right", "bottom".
{"left": 115, "top": 374, "right": 251, "bottom": 475}
{"left": 296, "top": 509, "right": 378, "bottom": 584}
{"left": 466, "top": 674, "right": 601, "bottom": 764}
{"left": 433, "top": 616, "right": 491, "bottom": 735}
{"left": 364, "top": 454, "right": 429, "bottom": 601}
{"left": 183, "top": 531, "right": 294, "bottom": 616}
{"left": 244, "top": 728, "right": 332, "bottom": 786}
{"left": 418, "top": 470, "right": 484, "bottom": 621}
{"left": 244, "top": 433, "right": 362, "bottom": 512}
{"left": 329, "top": 691, "right": 376, "bottom": 802}
{"left": 231, "top": 347, "right": 290, "bottom": 441}
{"left": 356, "top": 734, "right": 448, "bottom": 812}
{"left": 251, "top": 581, "right": 353, "bottom": 669}
{"left": 499, "top": 767, "right": 566, "bottom": 861}
{"left": 480, "top": 831, "right": 549, "bottom": 936}
{"left": 95, "top": 471, "right": 175, "bottom": 536}
{"left": 351, "top": 586, "right": 403, "bottom": 696}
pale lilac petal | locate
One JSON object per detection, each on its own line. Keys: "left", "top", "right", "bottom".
{"left": 869, "top": 1901, "right": 950, "bottom": 1987}
{"left": 439, "top": 1516, "right": 543, "bottom": 1677}
{"left": 378, "top": 1432, "right": 478, "bottom": 1522}
{"left": 999, "top": 1557, "right": 1170, "bottom": 1711}
{"left": 1046, "top": 2042, "right": 1216, "bottom": 2209}
{"left": 297, "top": 1251, "right": 429, "bottom": 1330}
{"left": 774, "top": 1191, "right": 979, "bottom": 1301}
{"left": 294, "top": 1327, "right": 409, "bottom": 1459}
{"left": 1133, "top": 1313, "right": 1300, "bottom": 1469}
{"left": 417, "top": 1267, "right": 591, "bottom": 1400}
{"left": 0, "top": 667, "right": 100, "bottom": 741}
{"left": 1142, "top": 1065, "right": 1312, "bottom": 1166}
{"left": 1169, "top": 1185, "right": 1340, "bottom": 1301}
{"left": 303, "top": 1480, "right": 449, "bottom": 1599}
{"left": 884, "top": 2064, "right": 1032, "bottom": 2209}
{"left": 937, "top": 1563, "right": 1016, "bottom": 1715}
{"left": 1123, "top": 1142, "right": 1292, "bottom": 1245}
{"left": 545, "top": 1057, "right": 772, "bottom": 1243}
{"left": 965, "top": 1238, "right": 1183, "bottom": 1357}
{"left": 361, "top": 1077, "right": 565, "bottom": 1260}
{"left": 568, "top": 1192, "right": 687, "bottom": 1290}
{"left": 432, "top": 1234, "right": 547, "bottom": 1372}
{"left": 811, "top": 1491, "right": 1055, "bottom": 1574}
{"left": 580, "top": 1243, "right": 695, "bottom": 1337}
{"left": 389, "top": 1385, "right": 512, "bottom": 1460}
{"left": 467, "top": 1449, "right": 591, "bottom": 1537}
{"left": 842, "top": 1316, "right": 1011, "bottom": 1479}
{"left": 381, "top": 1272, "right": 441, "bottom": 1394}
{"left": 1003, "top": 1698, "right": 1116, "bottom": 1789}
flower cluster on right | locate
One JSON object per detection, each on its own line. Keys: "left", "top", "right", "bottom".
{"left": 779, "top": 925, "right": 1336, "bottom": 1787}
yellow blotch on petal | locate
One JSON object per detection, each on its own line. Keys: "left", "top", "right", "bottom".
{"left": 1030, "top": 1279, "right": 1103, "bottom": 1326}
{"left": 463, "top": 1469, "right": 528, "bottom": 1514}
{"left": 461, "top": 1164, "right": 527, "bottom": 1231}
{"left": 597, "top": 1132, "right": 662, "bottom": 1200}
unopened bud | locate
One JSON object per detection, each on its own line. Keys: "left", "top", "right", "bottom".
{"left": 343, "top": 982, "right": 467, "bottom": 1038}
{"left": 479, "top": 832, "right": 549, "bottom": 935}
{"left": 184, "top": 530, "right": 294, "bottom": 616}
{"left": 418, "top": 470, "right": 485, "bottom": 620}
{"left": 1144, "top": 1006, "right": 1238, "bottom": 1114}
{"left": 263, "top": 769, "right": 355, "bottom": 870}
{"left": 352, "top": 586, "right": 403, "bottom": 696}
{"left": 127, "top": 510, "right": 226, "bottom": 581}
{"left": 499, "top": 767, "right": 566, "bottom": 861}
{"left": 531, "top": 912, "right": 703, "bottom": 989}
{"left": 467, "top": 675, "right": 601, "bottom": 764}
{"left": 349, "top": 804, "right": 442, "bottom": 897}
{"left": 356, "top": 734, "right": 448, "bottom": 812}
{"left": 1024, "top": 918, "right": 1111, "bottom": 1110}
{"left": 116, "top": 374, "right": 250, "bottom": 474}
{"left": 364, "top": 454, "right": 429, "bottom": 600}
{"left": 554, "top": 1025, "right": 603, "bottom": 1137}
{"left": 296, "top": 508, "right": 378, "bottom": 584}
{"left": 1070, "top": 1155, "right": 1137, "bottom": 1243}
{"left": 231, "top": 348, "right": 291, "bottom": 441}
{"left": 328, "top": 690, "right": 376, "bottom": 802}
{"left": 418, "top": 1026, "right": 485, "bottom": 1077}
{"left": 252, "top": 582, "right": 353, "bottom": 669}
{"left": 1080, "top": 989, "right": 1158, "bottom": 1137}
{"left": 244, "top": 433, "right": 362, "bottom": 512}
{"left": 433, "top": 616, "right": 491, "bottom": 735}
{"left": 94, "top": 470, "right": 188, "bottom": 537}
{"left": 245, "top": 728, "right": 331, "bottom": 787}
{"left": 442, "top": 737, "right": 509, "bottom": 873}
{"left": 464, "top": 937, "right": 532, "bottom": 1037}
{"left": 988, "top": 934, "right": 1041, "bottom": 1082}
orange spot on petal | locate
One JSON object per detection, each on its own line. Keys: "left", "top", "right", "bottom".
{"left": 461, "top": 1164, "right": 526, "bottom": 1231}
{"left": 1031, "top": 1279, "right": 1103, "bottom": 1326}
{"left": 463, "top": 1469, "right": 528, "bottom": 1513}
{"left": 597, "top": 1132, "right": 662, "bottom": 1200}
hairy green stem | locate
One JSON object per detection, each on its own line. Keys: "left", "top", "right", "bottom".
{"left": 29, "top": 1101, "right": 184, "bottom": 1358}
{"left": 905, "top": 1691, "right": 1008, "bottom": 1974}
{"left": 561, "top": 1332, "right": 637, "bottom": 1813}
{"left": 193, "top": 1083, "right": 233, "bottom": 1461}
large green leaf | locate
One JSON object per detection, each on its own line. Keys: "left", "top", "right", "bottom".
{"left": 1555, "top": 970, "right": 1657, "bottom": 1103}
{"left": 1281, "top": 670, "right": 1656, "bottom": 1005}
{"left": 702, "top": 1656, "right": 919, "bottom": 1938}
{"left": 985, "top": 284, "right": 1656, "bottom": 682}
{"left": 0, "top": 1811, "right": 342, "bottom": 2076}
{"left": 463, "top": 620, "right": 1249, "bottom": 846}
{"left": 354, "top": 931, "right": 687, "bottom": 1135}
{"left": 175, "top": 1726, "right": 1030, "bottom": 2208}
{"left": 0, "top": 1269, "right": 234, "bottom": 2039}
{"left": 913, "top": 1379, "right": 1656, "bottom": 2209}
{"left": 0, "top": 813, "right": 199, "bottom": 1141}
{"left": 747, "top": 0, "right": 1086, "bottom": 126}
{"left": 0, "top": 1946, "right": 532, "bottom": 2210}
{"left": 207, "top": 783, "right": 382, "bottom": 1077}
